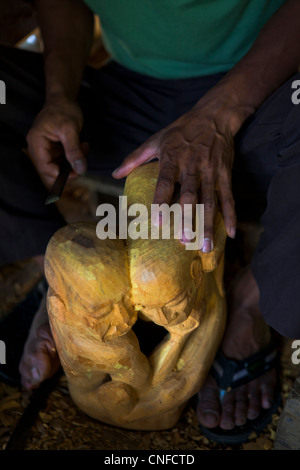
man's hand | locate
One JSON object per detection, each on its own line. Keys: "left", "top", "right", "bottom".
{"left": 113, "top": 0, "right": 300, "bottom": 252}
{"left": 26, "top": 0, "right": 94, "bottom": 189}
{"left": 26, "top": 96, "right": 87, "bottom": 189}
{"left": 113, "top": 94, "right": 238, "bottom": 252}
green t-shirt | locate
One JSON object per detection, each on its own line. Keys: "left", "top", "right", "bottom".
{"left": 85, "top": 0, "right": 286, "bottom": 79}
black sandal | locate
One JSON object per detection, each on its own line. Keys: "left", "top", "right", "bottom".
{"left": 198, "top": 336, "right": 282, "bottom": 445}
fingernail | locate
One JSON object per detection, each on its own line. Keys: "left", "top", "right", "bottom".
{"left": 112, "top": 166, "right": 120, "bottom": 176}
{"left": 202, "top": 238, "right": 213, "bottom": 253}
{"left": 181, "top": 229, "right": 194, "bottom": 243}
{"left": 74, "top": 159, "right": 86, "bottom": 175}
{"left": 30, "top": 367, "right": 40, "bottom": 382}
{"left": 230, "top": 227, "right": 236, "bottom": 238}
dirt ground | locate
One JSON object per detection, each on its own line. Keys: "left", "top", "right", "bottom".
{"left": 0, "top": 336, "right": 298, "bottom": 451}
{"left": 0, "top": 180, "right": 299, "bottom": 451}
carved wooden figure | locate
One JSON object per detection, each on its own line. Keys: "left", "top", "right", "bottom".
{"left": 44, "top": 162, "right": 227, "bottom": 430}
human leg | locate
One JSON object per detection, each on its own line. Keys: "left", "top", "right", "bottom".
{"left": 197, "top": 73, "right": 300, "bottom": 441}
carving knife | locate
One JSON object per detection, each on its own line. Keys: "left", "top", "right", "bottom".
{"left": 45, "top": 158, "right": 72, "bottom": 205}
{"left": 5, "top": 370, "right": 62, "bottom": 451}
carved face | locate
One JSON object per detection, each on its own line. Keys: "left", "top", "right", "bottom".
{"left": 134, "top": 284, "right": 198, "bottom": 328}
{"left": 45, "top": 224, "right": 138, "bottom": 342}
{"left": 44, "top": 162, "right": 226, "bottom": 430}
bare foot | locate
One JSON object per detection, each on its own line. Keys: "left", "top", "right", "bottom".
{"left": 197, "top": 267, "right": 277, "bottom": 430}
{"left": 18, "top": 293, "right": 60, "bottom": 390}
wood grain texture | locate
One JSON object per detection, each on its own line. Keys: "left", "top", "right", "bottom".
{"left": 45, "top": 162, "right": 227, "bottom": 430}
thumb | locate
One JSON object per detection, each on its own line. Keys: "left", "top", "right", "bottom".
{"left": 112, "top": 140, "right": 159, "bottom": 179}
{"left": 59, "top": 126, "right": 87, "bottom": 175}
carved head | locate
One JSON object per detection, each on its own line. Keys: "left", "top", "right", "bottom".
{"left": 45, "top": 223, "right": 137, "bottom": 342}
{"left": 44, "top": 162, "right": 227, "bottom": 430}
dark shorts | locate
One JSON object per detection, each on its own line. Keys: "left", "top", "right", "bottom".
{"left": 0, "top": 45, "right": 300, "bottom": 338}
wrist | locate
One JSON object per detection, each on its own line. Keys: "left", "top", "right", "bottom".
{"left": 45, "top": 78, "right": 79, "bottom": 105}
{"left": 193, "top": 82, "right": 256, "bottom": 136}
{"left": 45, "top": 90, "right": 74, "bottom": 106}
{"left": 199, "top": 55, "right": 287, "bottom": 135}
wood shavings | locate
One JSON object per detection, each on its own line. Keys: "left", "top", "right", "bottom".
{"left": 0, "top": 338, "right": 297, "bottom": 451}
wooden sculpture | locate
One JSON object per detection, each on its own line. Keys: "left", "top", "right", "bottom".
{"left": 44, "top": 162, "right": 227, "bottom": 430}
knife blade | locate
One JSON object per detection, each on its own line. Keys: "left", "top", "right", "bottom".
{"left": 45, "top": 158, "right": 72, "bottom": 205}
{"left": 5, "top": 370, "right": 62, "bottom": 451}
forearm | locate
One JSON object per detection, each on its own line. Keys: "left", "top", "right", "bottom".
{"left": 196, "top": 0, "right": 300, "bottom": 134}
{"left": 34, "top": 0, "right": 94, "bottom": 102}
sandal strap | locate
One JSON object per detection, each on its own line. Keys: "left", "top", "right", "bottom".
{"left": 211, "top": 336, "right": 278, "bottom": 391}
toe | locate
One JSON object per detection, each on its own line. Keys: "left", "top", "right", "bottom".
{"left": 19, "top": 357, "right": 44, "bottom": 390}
{"left": 19, "top": 323, "right": 60, "bottom": 390}
{"left": 220, "top": 391, "right": 235, "bottom": 430}
{"left": 20, "top": 348, "right": 60, "bottom": 390}
{"left": 197, "top": 376, "right": 221, "bottom": 428}
{"left": 247, "top": 379, "right": 261, "bottom": 420}
{"left": 260, "top": 370, "right": 277, "bottom": 409}
{"left": 234, "top": 385, "right": 248, "bottom": 426}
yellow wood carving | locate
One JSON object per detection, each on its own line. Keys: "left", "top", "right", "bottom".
{"left": 45, "top": 162, "right": 227, "bottom": 430}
